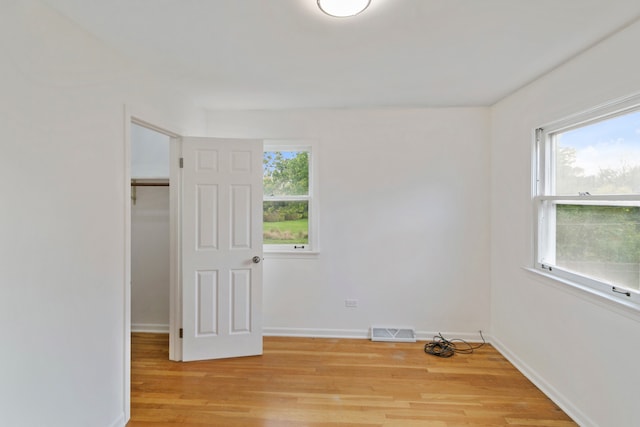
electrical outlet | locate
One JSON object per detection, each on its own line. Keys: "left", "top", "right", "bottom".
{"left": 345, "top": 299, "right": 358, "bottom": 308}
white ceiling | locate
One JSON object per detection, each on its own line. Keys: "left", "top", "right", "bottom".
{"left": 41, "top": 0, "right": 640, "bottom": 110}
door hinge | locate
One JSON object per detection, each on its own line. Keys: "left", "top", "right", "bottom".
{"left": 179, "top": 157, "right": 184, "bottom": 168}
{"left": 179, "top": 328, "right": 183, "bottom": 338}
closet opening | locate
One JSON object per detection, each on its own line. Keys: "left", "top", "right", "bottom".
{"left": 130, "top": 122, "right": 171, "bottom": 334}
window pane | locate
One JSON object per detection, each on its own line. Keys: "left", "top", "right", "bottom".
{"left": 263, "top": 151, "right": 309, "bottom": 196}
{"left": 555, "top": 204, "right": 640, "bottom": 290}
{"left": 554, "top": 110, "right": 640, "bottom": 195}
{"left": 263, "top": 201, "right": 309, "bottom": 245}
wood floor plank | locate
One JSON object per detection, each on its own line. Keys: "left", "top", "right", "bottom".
{"left": 127, "top": 333, "right": 576, "bottom": 426}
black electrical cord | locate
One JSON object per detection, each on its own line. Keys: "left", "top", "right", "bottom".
{"left": 424, "top": 330, "right": 485, "bottom": 358}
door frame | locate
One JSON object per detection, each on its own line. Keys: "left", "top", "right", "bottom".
{"left": 123, "top": 108, "right": 183, "bottom": 422}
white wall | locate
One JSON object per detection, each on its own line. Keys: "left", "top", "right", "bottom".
{"left": 207, "top": 108, "right": 492, "bottom": 338}
{"left": 0, "top": 2, "right": 204, "bottom": 426}
{"left": 491, "top": 18, "right": 640, "bottom": 427}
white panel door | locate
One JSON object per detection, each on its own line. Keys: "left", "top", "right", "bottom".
{"left": 181, "top": 137, "right": 263, "bottom": 361}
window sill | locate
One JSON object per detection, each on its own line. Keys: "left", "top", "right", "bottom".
{"left": 264, "top": 251, "right": 320, "bottom": 260}
{"left": 523, "top": 267, "right": 640, "bottom": 321}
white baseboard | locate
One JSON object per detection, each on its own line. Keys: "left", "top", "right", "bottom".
{"left": 489, "top": 335, "right": 593, "bottom": 427}
{"left": 263, "top": 327, "right": 369, "bottom": 339}
{"left": 263, "top": 327, "right": 487, "bottom": 342}
{"left": 130, "top": 325, "right": 486, "bottom": 340}
{"left": 107, "top": 412, "right": 125, "bottom": 427}
{"left": 416, "top": 330, "right": 487, "bottom": 342}
{"left": 131, "top": 323, "right": 169, "bottom": 333}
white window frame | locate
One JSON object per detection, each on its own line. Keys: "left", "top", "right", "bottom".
{"left": 533, "top": 93, "right": 640, "bottom": 310}
{"left": 263, "top": 140, "right": 319, "bottom": 256}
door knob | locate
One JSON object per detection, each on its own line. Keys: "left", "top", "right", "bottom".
{"left": 252, "top": 256, "right": 262, "bottom": 264}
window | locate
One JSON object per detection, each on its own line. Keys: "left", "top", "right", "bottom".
{"left": 263, "top": 142, "right": 316, "bottom": 252}
{"left": 535, "top": 97, "right": 640, "bottom": 307}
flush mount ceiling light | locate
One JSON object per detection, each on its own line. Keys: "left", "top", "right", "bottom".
{"left": 317, "top": 0, "right": 371, "bottom": 17}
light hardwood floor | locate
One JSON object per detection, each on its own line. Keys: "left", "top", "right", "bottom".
{"left": 128, "top": 333, "right": 576, "bottom": 426}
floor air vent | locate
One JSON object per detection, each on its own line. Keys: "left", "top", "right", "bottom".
{"left": 371, "top": 327, "right": 416, "bottom": 342}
